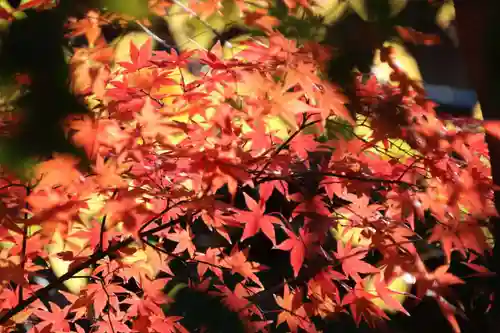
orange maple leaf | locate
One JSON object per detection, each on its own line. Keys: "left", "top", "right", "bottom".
{"left": 274, "top": 284, "right": 308, "bottom": 332}
{"left": 336, "top": 241, "right": 379, "bottom": 281}
{"left": 222, "top": 247, "right": 263, "bottom": 287}
{"left": 166, "top": 226, "right": 196, "bottom": 257}
{"left": 35, "top": 154, "right": 83, "bottom": 189}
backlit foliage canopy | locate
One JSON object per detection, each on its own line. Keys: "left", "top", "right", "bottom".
{"left": 0, "top": 0, "right": 497, "bottom": 332}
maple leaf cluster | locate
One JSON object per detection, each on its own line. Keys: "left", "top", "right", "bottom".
{"left": 0, "top": 1, "right": 497, "bottom": 333}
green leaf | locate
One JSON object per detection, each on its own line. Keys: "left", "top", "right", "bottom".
{"left": 0, "top": 139, "right": 37, "bottom": 181}
{"left": 100, "top": 0, "right": 150, "bottom": 18}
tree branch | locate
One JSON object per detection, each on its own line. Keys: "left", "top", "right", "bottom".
{"left": 453, "top": 0, "right": 500, "bottom": 326}
{"left": 253, "top": 118, "right": 321, "bottom": 182}
{"left": 0, "top": 237, "right": 134, "bottom": 325}
{"left": 0, "top": 199, "right": 186, "bottom": 325}
{"left": 258, "top": 170, "right": 419, "bottom": 189}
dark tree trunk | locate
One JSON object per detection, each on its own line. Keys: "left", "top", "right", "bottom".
{"left": 453, "top": 0, "right": 500, "bottom": 330}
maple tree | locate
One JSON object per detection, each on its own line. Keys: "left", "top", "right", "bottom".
{"left": 0, "top": 0, "right": 498, "bottom": 332}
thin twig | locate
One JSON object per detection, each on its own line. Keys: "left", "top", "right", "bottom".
{"left": 99, "top": 214, "right": 108, "bottom": 254}
{"left": 99, "top": 190, "right": 118, "bottom": 254}
{"left": 19, "top": 224, "right": 28, "bottom": 304}
{"left": 0, "top": 183, "right": 31, "bottom": 192}
{"left": 170, "top": 0, "right": 223, "bottom": 41}
{"left": 138, "top": 198, "right": 192, "bottom": 234}
{"left": 97, "top": 277, "right": 117, "bottom": 333}
{"left": 253, "top": 118, "right": 320, "bottom": 182}
{"left": 19, "top": 186, "right": 31, "bottom": 303}
{"left": 140, "top": 89, "right": 164, "bottom": 107}
{"left": 135, "top": 21, "right": 173, "bottom": 49}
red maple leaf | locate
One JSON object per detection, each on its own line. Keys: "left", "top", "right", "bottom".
{"left": 69, "top": 116, "right": 99, "bottom": 157}
{"left": 484, "top": 120, "right": 500, "bottom": 140}
{"left": 336, "top": 193, "right": 383, "bottom": 225}
{"left": 33, "top": 302, "right": 71, "bottom": 332}
{"left": 244, "top": 119, "right": 273, "bottom": 152}
{"left": 0, "top": 8, "right": 12, "bottom": 20}
{"left": 396, "top": 26, "right": 441, "bottom": 45}
{"left": 259, "top": 179, "right": 288, "bottom": 202}
{"left": 150, "top": 315, "right": 187, "bottom": 333}
{"left": 238, "top": 193, "right": 282, "bottom": 245}
{"left": 93, "top": 312, "right": 131, "bottom": 333}
{"left": 35, "top": 154, "right": 83, "bottom": 189}
{"left": 166, "top": 226, "right": 196, "bottom": 257}
{"left": 371, "top": 274, "right": 410, "bottom": 315}
{"left": 85, "top": 282, "right": 129, "bottom": 317}
{"left": 118, "top": 38, "right": 153, "bottom": 73}
{"left": 276, "top": 227, "right": 310, "bottom": 277}
{"left": 274, "top": 284, "right": 309, "bottom": 332}
{"left": 342, "top": 285, "right": 389, "bottom": 327}
{"left": 335, "top": 241, "right": 379, "bottom": 281}
{"left": 290, "top": 133, "right": 319, "bottom": 160}
{"left": 67, "top": 10, "right": 101, "bottom": 46}
{"left": 141, "top": 278, "right": 172, "bottom": 305}
{"left": 18, "top": 0, "right": 53, "bottom": 10}
{"left": 428, "top": 222, "right": 488, "bottom": 261}
{"left": 213, "top": 283, "right": 254, "bottom": 314}
{"left": 222, "top": 246, "right": 263, "bottom": 287}
{"left": 93, "top": 155, "right": 128, "bottom": 189}
{"left": 244, "top": 11, "right": 279, "bottom": 32}
{"left": 194, "top": 247, "right": 224, "bottom": 279}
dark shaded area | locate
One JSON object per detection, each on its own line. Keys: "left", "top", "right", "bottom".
{"left": 398, "top": 1, "right": 471, "bottom": 91}
{"left": 168, "top": 287, "right": 246, "bottom": 333}
{"left": 0, "top": 3, "right": 90, "bottom": 173}
{"left": 452, "top": 1, "right": 500, "bottom": 331}
{"left": 322, "top": 0, "right": 476, "bottom": 117}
